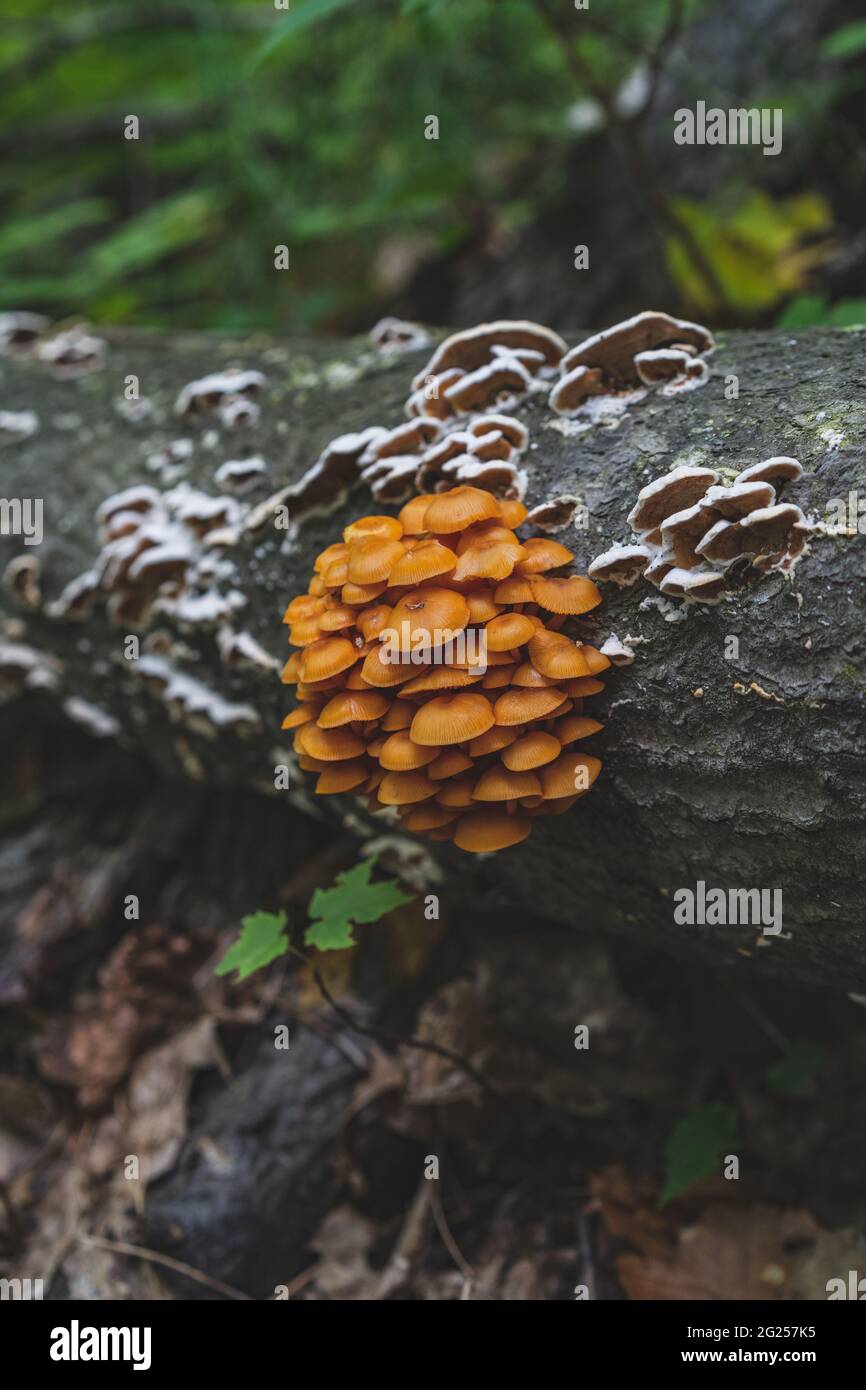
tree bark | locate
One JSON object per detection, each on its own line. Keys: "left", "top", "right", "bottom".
{"left": 1, "top": 325, "right": 864, "bottom": 990}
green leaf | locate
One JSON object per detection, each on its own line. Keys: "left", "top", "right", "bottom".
{"left": 821, "top": 21, "right": 866, "bottom": 60}
{"left": 216, "top": 910, "right": 289, "bottom": 981}
{"left": 659, "top": 1103, "right": 738, "bottom": 1208}
{"left": 252, "top": 0, "right": 362, "bottom": 69}
{"left": 305, "top": 856, "right": 414, "bottom": 952}
{"left": 765, "top": 1040, "right": 826, "bottom": 1096}
{"left": 777, "top": 294, "right": 829, "bottom": 328}
{"left": 830, "top": 298, "right": 866, "bottom": 328}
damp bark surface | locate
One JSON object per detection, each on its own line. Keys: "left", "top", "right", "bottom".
{"left": 1, "top": 325, "right": 865, "bottom": 991}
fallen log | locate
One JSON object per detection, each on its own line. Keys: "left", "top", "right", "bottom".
{"left": 1, "top": 324, "right": 864, "bottom": 989}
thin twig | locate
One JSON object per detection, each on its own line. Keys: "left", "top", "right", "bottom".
{"left": 81, "top": 1234, "right": 253, "bottom": 1301}
{"left": 285, "top": 944, "right": 499, "bottom": 1099}
{"left": 375, "top": 1181, "right": 431, "bottom": 1299}
{"left": 429, "top": 1180, "right": 474, "bottom": 1282}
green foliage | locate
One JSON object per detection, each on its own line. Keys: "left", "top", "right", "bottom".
{"left": 764, "top": 1040, "right": 826, "bottom": 1096}
{"left": 214, "top": 856, "right": 415, "bottom": 978}
{"left": 216, "top": 910, "right": 289, "bottom": 981}
{"left": 0, "top": 0, "right": 857, "bottom": 331}
{"left": 666, "top": 190, "right": 833, "bottom": 315}
{"left": 777, "top": 295, "right": 866, "bottom": 329}
{"left": 254, "top": 0, "right": 364, "bottom": 67}
{"left": 659, "top": 1103, "right": 738, "bottom": 1208}
{"left": 821, "top": 21, "right": 866, "bottom": 61}
{"left": 0, "top": 0, "right": 713, "bottom": 330}
{"left": 306, "top": 856, "right": 413, "bottom": 952}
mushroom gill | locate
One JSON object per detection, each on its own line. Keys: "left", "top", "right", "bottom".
{"left": 280, "top": 485, "right": 608, "bottom": 851}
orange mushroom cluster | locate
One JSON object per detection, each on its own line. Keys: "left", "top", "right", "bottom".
{"left": 281, "top": 485, "right": 610, "bottom": 853}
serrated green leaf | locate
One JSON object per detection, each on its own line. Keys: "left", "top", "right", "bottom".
{"left": 216, "top": 910, "right": 288, "bottom": 981}
{"left": 305, "top": 856, "right": 414, "bottom": 952}
{"left": 659, "top": 1103, "right": 738, "bottom": 1208}
{"left": 765, "top": 1040, "right": 826, "bottom": 1096}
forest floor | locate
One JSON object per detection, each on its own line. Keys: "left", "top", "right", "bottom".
{"left": 2, "top": 710, "right": 865, "bottom": 1301}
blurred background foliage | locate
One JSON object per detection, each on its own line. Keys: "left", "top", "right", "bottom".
{"left": 0, "top": 0, "right": 864, "bottom": 334}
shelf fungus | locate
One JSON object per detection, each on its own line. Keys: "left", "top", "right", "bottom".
{"left": 589, "top": 457, "right": 808, "bottom": 604}
{"left": 550, "top": 310, "right": 714, "bottom": 417}
{"left": 406, "top": 320, "right": 565, "bottom": 420}
{"left": 280, "top": 485, "right": 608, "bottom": 852}
{"left": 0, "top": 311, "right": 49, "bottom": 356}
{"left": 369, "top": 317, "right": 430, "bottom": 354}
{"left": 174, "top": 369, "right": 266, "bottom": 425}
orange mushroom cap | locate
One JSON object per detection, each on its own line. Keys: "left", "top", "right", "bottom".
{"left": 381, "top": 698, "right": 414, "bottom": 731}
{"left": 473, "top": 765, "right": 542, "bottom": 801}
{"left": 281, "top": 705, "right": 319, "bottom": 730}
{"left": 577, "top": 645, "right": 611, "bottom": 675}
{"left": 315, "top": 761, "right": 370, "bottom": 795}
{"left": 466, "top": 591, "right": 502, "bottom": 622}
{"left": 398, "top": 493, "right": 437, "bottom": 536}
{"left": 283, "top": 593, "right": 324, "bottom": 623}
{"left": 356, "top": 603, "right": 393, "bottom": 641}
{"left": 401, "top": 803, "right": 461, "bottom": 832}
{"left": 342, "top": 580, "right": 387, "bottom": 605}
{"left": 388, "top": 538, "right": 456, "bottom": 586}
{"left": 423, "top": 485, "right": 501, "bottom": 534}
{"left": 539, "top": 752, "right": 602, "bottom": 798}
{"left": 513, "top": 538, "right": 574, "bottom": 574}
{"left": 318, "top": 604, "right": 356, "bottom": 632}
{"left": 453, "top": 538, "right": 525, "bottom": 583}
{"left": 343, "top": 515, "right": 403, "bottom": 544}
{"left": 322, "top": 558, "right": 350, "bottom": 588}
{"left": 317, "top": 690, "right": 389, "bottom": 727}
{"left": 498, "top": 499, "right": 528, "bottom": 528}
{"left": 360, "top": 645, "right": 423, "bottom": 687}
{"left": 385, "top": 587, "right": 469, "bottom": 647}
{"left": 411, "top": 692, "right": 495, "bottom": 746}
{"left": 529, "top": 575, "right": 602, "bottom": 615}
{"left": 298, "top": 637, "right": 359, "bottom": 683}
{"left": 484, "top": 612, "right": 536, "bottom": 651}
{"left": 435, "top": 777, "right": 478, "bottom": 807}
{"left": 298, "top": 723, "right": 367, "bottom": 761}
{"left": 510, "top": 661, "right": 555, "bottom": 688}
{"left": 562, "top": 676, "right": 606, "bottom": 697}
{"left": 314, "top": 542, "right": 348, "bottom": 574}
{"left": 493, "top": 686, "right": 566, "bottom": 725}
{"left": 493, "top": 577, "right": 535, "bottom": 604}
{"left": 528, "top": 631, "right": 593, "bottom": 680}
{"left": 378, "top": 730, "right": 439, "bottom": 771}
{"left": 347, "top": 537, "right": 406, "bottom": 585}
{"left": 281, "top": 652, "right": 302, "bottom": 684}
{"left": 400, "top": 667, "right": 481, "bottom": 695}
{"left": 553, "top": 715, "right": 603, "bottom": 745}
{"left": 377, "top": 770, "right": 439, "bottom": 805}
{"left": 427, "top": 749, "right": 474, "bottom": 780}
{"left": 481, "top": 665, "right": 516, "bottom": 689}
{"left": 501, "top": 731, "right": 561, "bottom": 770}
{"left": 453, "top": 809, "right": 531, "bottom": 853}
{"left": 289, "top": 617, "right": 324, "bottom": 646}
